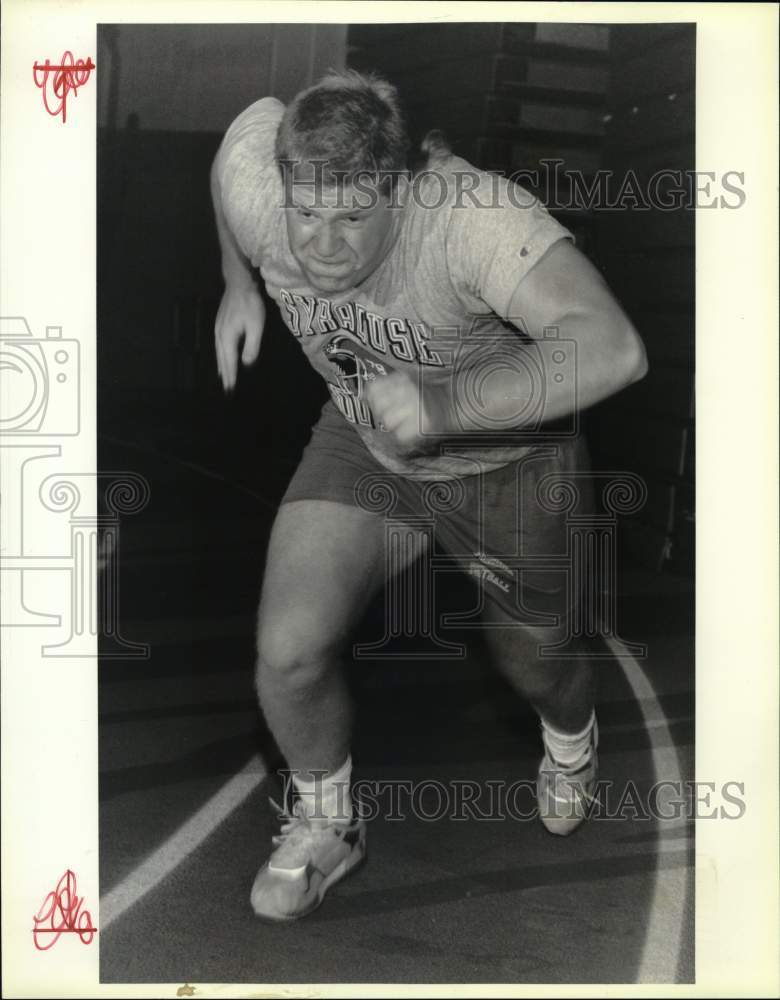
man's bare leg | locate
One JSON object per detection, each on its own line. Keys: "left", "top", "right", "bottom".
{"left": 481, "top": 604, "right": 597, "bottom": 835}
{"left": 481, "top": 608, "right": 595, "bottom": 733}
{"left": 255, "top": 499, "right": 423, "bottom": 781}
{"left": 250, "top": 498, "right": 425, "bottom": 920}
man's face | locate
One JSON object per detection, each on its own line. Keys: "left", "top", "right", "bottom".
{"left": 284, "top": 172, "right": 400, "bottom": 293}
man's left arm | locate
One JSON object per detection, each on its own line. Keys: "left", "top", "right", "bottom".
{"left": 459, "top": 238, "right": 648, "bottom": 430}
{"left": 369, "top": 239, "right": 648, "bottom": 448}
{"left": 508, "top": 240, "right": 647, "bottom": 420}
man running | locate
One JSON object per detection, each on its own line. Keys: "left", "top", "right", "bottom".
{"left": 211, "top": 70, "right": 648, "bottom": 922}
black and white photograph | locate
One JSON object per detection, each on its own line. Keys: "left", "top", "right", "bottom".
{"left": 95, "top": 16, "right": 697, "bottom": 983}
{"left": 1, "top": 3, "right": 778, "bottom": 997}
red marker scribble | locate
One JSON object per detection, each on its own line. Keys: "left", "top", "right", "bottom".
{"left": 32, "top": 869, "right": 97, "bottom": 950}
{"left": 32, "top": 51, "right": 95, "bottom": 123}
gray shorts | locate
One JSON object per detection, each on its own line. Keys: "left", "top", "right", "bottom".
{"left": 282, "top": 401, "right": 594, "bottom": 628}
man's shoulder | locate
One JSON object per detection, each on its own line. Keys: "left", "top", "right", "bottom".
{"left": 215, "top": 95, "right": 285, "bottom": 203}
{"left": 216, "top": 97, "right": 287, "bottom": 266}
{"left": 220, "top": 97, "right": 285, "bottom": 160}
{"left": 409, "top": 154, "right": 539, "bottom": 219}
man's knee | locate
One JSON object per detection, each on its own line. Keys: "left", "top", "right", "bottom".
{"left": 256, "top": 607, "right": 343, "bottom": 694}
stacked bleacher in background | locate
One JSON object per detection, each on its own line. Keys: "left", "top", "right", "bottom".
{"left": 348, "top": 22, "right": 695, "bottom": 573}
{"left": 97, "top": 21, "right": 695, "bottom": 574}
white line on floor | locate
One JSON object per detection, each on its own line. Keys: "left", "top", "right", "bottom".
{"left": 99, "top": 754, "right": 266, "bottom": 931}
{"left": 605, "top": 635, "right": 688, "bottom": 984}
{"left": 101, "top": 639, "right": 689, "bottom": 983}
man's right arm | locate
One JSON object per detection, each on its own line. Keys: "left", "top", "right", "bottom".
{"left": 211, "top": 154, "right": 266, "bottom": 392}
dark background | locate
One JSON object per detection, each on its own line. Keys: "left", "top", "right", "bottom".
{"left": 97, "top": 21, "right": 695, "bottom": 577}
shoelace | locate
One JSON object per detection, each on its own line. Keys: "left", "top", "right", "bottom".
{"left": 268, "top": 797, "right": 317, "bottom": 867}
{"left": 268, "top": 796, "right": 353, "bottom": 868}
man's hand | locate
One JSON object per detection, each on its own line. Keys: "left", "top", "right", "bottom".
{"left": 214, "top": 283, "right": 266, "bottom": 391}
{"left": 366, "top": 372, "right": 451, "bottom": 456}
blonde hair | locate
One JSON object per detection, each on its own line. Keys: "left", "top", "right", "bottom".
{"left": 275, "top": 69, "right": 410, "bottom": 193}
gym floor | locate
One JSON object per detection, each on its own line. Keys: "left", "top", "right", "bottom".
{"left": 96, "top": 428, "right": 694, "bottom": 987}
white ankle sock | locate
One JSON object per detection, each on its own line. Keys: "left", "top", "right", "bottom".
{"left": 292, "top": 755, "right": 353, "bottom": 822}
{"left": 541, "top": 711, "right": 596, "bottom": 767}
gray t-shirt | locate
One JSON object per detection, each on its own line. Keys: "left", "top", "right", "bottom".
{"left": 216, "top": 97, "right": 574, "bottom": 479}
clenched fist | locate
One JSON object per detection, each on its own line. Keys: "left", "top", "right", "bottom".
{"left": 365, "top": 372, "right": 454, "bottom": 456}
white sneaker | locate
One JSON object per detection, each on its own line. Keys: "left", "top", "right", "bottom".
{"left": 537, "top": 719, "right": 599, "bottom": 836}
{"left": 250, "top": 799, "right": 366, "bottom": 922}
